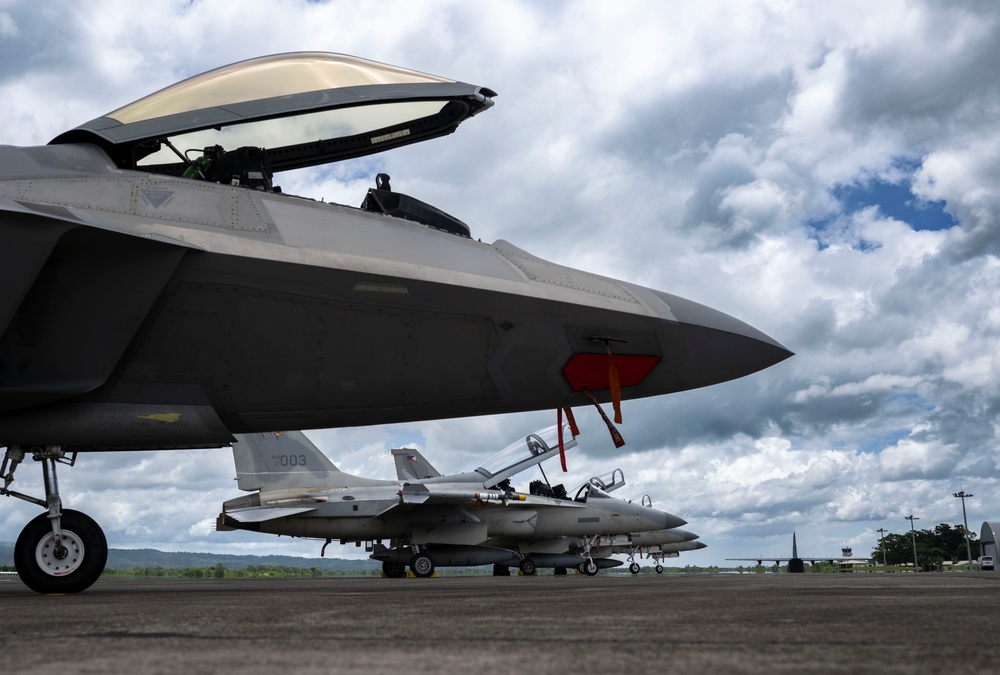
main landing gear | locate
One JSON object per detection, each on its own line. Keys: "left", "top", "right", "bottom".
{"left": 409, "top": 551, "right": 435, "bottom": 578}
{"left": 1, "top": 446, "right": 108, "bottom": 594}
{"left": 382, "top": 561, "right": 406, "bottom": 578}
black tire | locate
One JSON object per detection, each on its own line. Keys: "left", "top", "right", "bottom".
{"left": 410, "top": 552, "right": 435, "bottom": 578}
{"left": 583, "top": 560, "right": 599, "bottom": 576}
{"left": 382, "top": 561, "right": 406, "bottom": 578}
{"left": 14, "top": 510, "right": 107, "bottom": 594}
{"left": 554, "top": 566, "right": 567, "bottom": 575}
{"left": 493, "top": 564, "right": 511, "bottom": 576}
{"left": 655, "top": 564, "right": 663, "bottom": 574}
{"left": 629, "top": 562, "right": 640, "bottom": 575}
{"left": 519, "top": 558, "right": 537, "bottom": 575}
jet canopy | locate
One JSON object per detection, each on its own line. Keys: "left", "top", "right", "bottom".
{"left": 475, "top": 425, "right": 576, "bottom": 487}
{"left": 50, "top": 52, "right": 496, "bottom": 176}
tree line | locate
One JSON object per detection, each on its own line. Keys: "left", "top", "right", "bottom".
{"left": 871, "top": 523, "right": 981, "bottom": 571}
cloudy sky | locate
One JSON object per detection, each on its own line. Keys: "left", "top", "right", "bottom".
{"left": 1, "top": 0, "right": 998, "bottom": 567}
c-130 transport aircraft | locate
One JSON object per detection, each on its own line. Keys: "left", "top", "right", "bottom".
{"left": 0, "top": 52, "right": 791, "bottom": 593}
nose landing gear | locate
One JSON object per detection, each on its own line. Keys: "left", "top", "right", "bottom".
{"left": 2, "top": 446, "right": 108, "bottom": 594}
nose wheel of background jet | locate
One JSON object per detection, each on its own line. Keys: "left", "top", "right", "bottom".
{"left": 518, "top": 557, "right": 537, "bottom": 575}
{"left": 629, "top": 562, "right": 641, "bottom": 575}
{"left": 14, "top": 509, "right": 107, "bottom": 594}
{"left": 410, "top": 552, "right": 435, "bottom": 578}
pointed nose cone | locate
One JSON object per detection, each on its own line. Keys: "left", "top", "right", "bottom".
{"left": 673, "top": 528, "right": 700, "bottom": 542}
{"left": 642, "top": 288, "right": 793, "bottom": 392}
{"left": 662, "top": 511, "right": 687, "bottom": 530}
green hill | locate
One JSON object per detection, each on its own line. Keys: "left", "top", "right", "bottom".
{"left": 0, "top": 541, "right": 380, "bottom": 572}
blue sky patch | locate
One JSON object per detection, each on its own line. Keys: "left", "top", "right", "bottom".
{"left": 808, "top": 161, "right": 956, "bottom": 248}
{"left": 833, "top": 172, "right": 956, "bottom": 232}
{"left": 858, "top": 428, "right": 911, "bottom": 455}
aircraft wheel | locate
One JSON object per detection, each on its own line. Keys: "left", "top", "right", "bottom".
{"left": 410, "top": 552, "right": 435, "bottom": 578}
{"left": 519, "top": 558, "right": 537, "bottom": 575}
{"left": 382, "top": 561, "right": 406, "bottom": 578}
{"left": 629, "top": 562, "right": 641, "bottom": 575}
{"left": 655, "top": 564, "right": 663, "bottom": 574}
{"left": 492, "top": 564, "right": 511, "bottom": 576}
{"left": 14, "top": 510, "right": 108, "bottom": 594}
{"left": 583, "top": 560, "right": 599, "bottom": 576}
{"left": 554, "top": 566, "right": 567, "bottom": 575}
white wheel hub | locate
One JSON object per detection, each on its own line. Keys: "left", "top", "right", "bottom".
{"left": 35, "top": 529, "right": 86, "bottom": 577}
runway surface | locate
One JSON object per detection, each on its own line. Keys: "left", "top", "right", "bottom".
{"left": 1, "top": 572, "right": 997, "bottom": 674}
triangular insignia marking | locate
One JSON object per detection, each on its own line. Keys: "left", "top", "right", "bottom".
{"left": 140, "top": 188, "right": 174, "bottom": 209}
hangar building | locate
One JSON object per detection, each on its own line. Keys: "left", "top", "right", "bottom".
{"left": 979, "top": 521, "right": 998, "bottom": 565}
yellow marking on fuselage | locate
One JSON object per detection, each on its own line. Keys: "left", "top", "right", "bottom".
{"left": 137, "top": 413, "right": 181, "bottom": 423}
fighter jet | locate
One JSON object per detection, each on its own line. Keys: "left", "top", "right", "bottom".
{"left": 391, "top": 443, "right": 692, "bottom": 576}
{"left": 606, "top": 531, "right": 707, "bottom": 574}
{"left": 1, "top": 52, "right": 791, "bottom": 593}
{"left": 218, "top": 425, "right": 684, "bottom": 577}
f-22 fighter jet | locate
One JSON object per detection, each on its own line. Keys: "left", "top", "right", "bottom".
{"left": 1, "top": 52, "right": 790, "bottom": 593}
{"left": 218, "top": 425, "right": 684, "bottom": 577}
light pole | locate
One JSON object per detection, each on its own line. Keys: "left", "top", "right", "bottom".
{"left": 877, "top": 527, "right": 888, "bottom": 569}
{"left": 953, "top": 490, "right": 974, "bottom": 570}
{"left": 905, "top": 515, "right": 920, "bottom": 572}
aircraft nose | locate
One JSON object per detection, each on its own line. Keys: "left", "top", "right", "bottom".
{"left": 660, "top": 510, "right": 687, "bottom": 530}
{"left": 641, "top": 287, "right": 793, "bottom": 391}
{"left": 672, "top": 528, "right": 699, "bottom": 542}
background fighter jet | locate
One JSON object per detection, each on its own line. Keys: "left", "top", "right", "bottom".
{"left": 392, "top": 434, "right": 700, "bottom": 576}
{"left": 606, "top": 531, "right": 707, "bottom": 574}
{"left": 0, "top": 52, "right": 790, "bottom": 593}
{"left": 219, "top": 426, "right": 685, "bottom": 577}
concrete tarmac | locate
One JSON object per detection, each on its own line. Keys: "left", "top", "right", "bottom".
{"left": 1, "top": 572, "right": 997, "bottom": 674}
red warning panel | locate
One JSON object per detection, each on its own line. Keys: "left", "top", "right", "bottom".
{"left": 562, "top": 353, "right": 661, "bottom": 392}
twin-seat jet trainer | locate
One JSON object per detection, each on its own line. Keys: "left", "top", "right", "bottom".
{"left": 218, "top": 425, "right": 689, "bottom": 577}
{"left": 0, "top": 52, "right": 790, "bottom": 593}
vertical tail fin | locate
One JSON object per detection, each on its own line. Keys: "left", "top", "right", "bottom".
{"left": 392, "top": 447, "right": 442, "bottom": 481}
{"left": 232, "top": 431, "right": 339, "bottom": 491}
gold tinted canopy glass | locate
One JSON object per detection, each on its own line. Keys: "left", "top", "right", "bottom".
{"left": 52, "top": 52, "right": 494, "bottom": 173}
{"left": 107, "top": 53, "right": 454, "bottom": 125}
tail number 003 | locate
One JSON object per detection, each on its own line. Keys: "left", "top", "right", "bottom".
{"left": 272, "top": 454, "right": 308, "bottom": 467}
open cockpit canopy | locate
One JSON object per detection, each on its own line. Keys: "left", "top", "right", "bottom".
{"left": 475, "top": 425, "right": 577, "bottom": 489}
{"left": 49, "top": 52, "right": 495, "bottom": 176}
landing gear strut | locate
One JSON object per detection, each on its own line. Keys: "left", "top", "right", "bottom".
{"left": 2, "top": 446, "right": 108, "bottom": 594}
{"left": 624, "top": 544, "right": 642, "bottom": 575}
{"left": 578, "top": 536, "right": 599, "bottom": 576}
